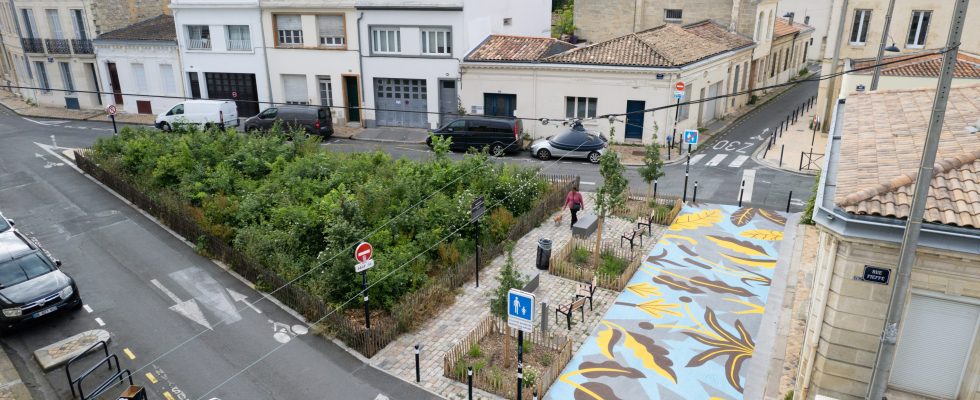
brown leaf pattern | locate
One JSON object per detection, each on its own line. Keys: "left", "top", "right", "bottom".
{"left": 758, "top": 209, "right": 786, "bottom": 226}
{"left": 626, "top": 331, "right": 678, "bottom": 383}
{"left": 653, "top": 275, "right": 704, "bottom": 294}
{"left": 688, "top": 276, "right": 757, "bottom": 297}
{"left": 684, "top": 307, "right": 755, "bottom": 393}
{"left": 729, "top": 207, "right": 757, "bottom": 226}
{"left": 573, "top": 381, "right": 624, "bottom": 400}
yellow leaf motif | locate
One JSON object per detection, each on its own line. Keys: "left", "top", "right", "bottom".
{"left": 669, "top": 209, "right": 723, "bottom": 231}
{"left": 722, "top": 298, "right": 765, "bottom": 315}
{"left": 705, "top": 235, "right": 769, "bottom": 257}
{"left": 627, "top": 282, "right": 662, "bottom": 298}
{"left": 740, "top": 229, "right": 784, "bottom": 241}
{"left": 720, "top": 253, "right": 777, "bottom": 268}
{"left": 596, "top": 323, "right": 619, "bottom": 360}
{"left": 637, "top": 299, "right": 684, "bottom": 319}
{"left": 603, "top": 321, "right": 678, "bottom": 384}
{"left": 660, "top": 234, "right": 697, "bottom": 245}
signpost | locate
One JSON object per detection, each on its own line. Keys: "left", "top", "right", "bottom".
{"left": 354, "top": 242, "right": 374, "bottom": 329}
{"left": 683, "top": 129, "right": 698, "bottom": 154}
{"left": 507, "top": 288, "right": 535, "bottom": 400}
{"left": 106, "top": 105, "right": 118, "bottom": 134}
{"left": 471, "top": 197, "right": 485, "bottom": 288}
{"left": 670, "top": 81, "right": 685, "bottom": 158}
{"left": 862, "top": 265, "right": 891, "bottom": 285}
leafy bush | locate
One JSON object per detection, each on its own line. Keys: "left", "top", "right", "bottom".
{"left": 523, "top": 367, "right": 537, "bottom": 388}
{"left": 489, "top": 243, "right": 528, "bottom": 318}
{"left": 748, "top": 95, "right": 759, "bottom": 105}
{"left": 468, "top": 342, "right": 482, "bottom": 358}
{"left": 485, "top": 207, "right": 516, "bottom": 243}
{"left": 539, "top": 352, "right": 553, "bottom": 367}
{"left": 800, "top": 172, "right": 821, "bottom": 225}
{"left": 571, "top": 245, "right": 590, "bottom": 266}
{"left": 598, "top": 250, "right": 628, "bottom": 276}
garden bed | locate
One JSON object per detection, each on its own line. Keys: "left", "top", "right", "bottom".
{"left": 549, "top": 237, "right": 641, "bottom": 291}
{"left": 445, "top": 316, "right": 572, "bottom": 400}
{"left": 615, "top": 193, "right": 683, "bottom": 225}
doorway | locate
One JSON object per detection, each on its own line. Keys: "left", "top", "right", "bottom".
{"left": 87, "top": 63, "right": 101, "bottom": 105}
{"left": 625, "top": 100, "right": 645, "bottom": 140}
{"left": 483, "top": 93, "right": 516, "bottom": 117}
{"left": 438, "top": 79, "right": 458, "bottom": 126}
{"left": 106, "top": 62, "right": 122, "bottom": 104}
{"left": 343, "top": 75, "right": 360, "bottom": 124}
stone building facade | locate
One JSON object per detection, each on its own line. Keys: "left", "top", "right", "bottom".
{"left": 89, "top": 0, "right": 170, "bottom": 36}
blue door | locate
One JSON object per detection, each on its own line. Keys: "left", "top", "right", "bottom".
{"left": 625, "top": 100, "right": 645, "bottom": 139}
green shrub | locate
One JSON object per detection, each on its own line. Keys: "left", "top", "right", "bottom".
{"left": 523, "top": 367, "right": 537, "bottom": 388}
{"left": 522, "top": 339, "right": 534, "bottom": 354}
{"left": 784, "top": 390, "right": 794, "bottom": 400}
{"left": 800, "top": 172, "right": 820, "bottom": 225}
{"left": 748, "top": 94, "right": 759, "bottom": 105}
{"left": 539, "top": 353, "right": 553, "bottom": 367}
{"left": 468, "top": 342, "right": 482, "bottom": 358}
{"left": 486, "top": 207, "right": 516, "bottom": 243}
{"left": 598, "top": 250, "right": 629, "bottom": 276}
{"left": 490, "top": 243, "right": 528, "bottom": 318}
{"left": 571, "top": 245, "right": 590, "bottom": 266}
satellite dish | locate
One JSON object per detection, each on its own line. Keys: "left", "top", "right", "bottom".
{"left": 540, "top": 118, "right": 550, "bottom": 126}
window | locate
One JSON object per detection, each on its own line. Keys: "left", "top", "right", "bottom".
{"left": 565, "top": 96, "right": 597, "bottom": 119}
{"left": 33, "top": 61, "right": 48, "bottom": 91}
{"left": 58, "top": 62, "right": 73, "bottom": 93}
{"left": 664, "top": 9, "right": 682, "bottom": 21}
{"left": 187, "top": 25, "right": 210, "bottom": 50}
{"left": 678, "top": 86, "right": 691, "bottom": 120}
{"left": 188, "top": 72, "right": 201, "bottom": 99}
{"left": 282, "top": 74, "right": 308, "bottom": 105}
{"left": 318, "top": 77, "right": 332, "bottom": 106}
{"left": 770, "top": 53, "right": 777, "bottom": 77}
{"left": 371, "top": 27, "right": 400, "bottom": 53}
{"left": 731, "top": 64, "right": 740, "bottom": 106}
{"left": 160, "top": 64, "right": 176, "bottom": 95}
{"left": 21, "top": 9, "right": 37, "bottom": 38}
{"left": 46, "top": 9, "right": 63, "bottom": 39}
{"left": 742, "top": 61, "right": 748, "bottom": 90}
{"left": 906, "top": 11, "right": 931, "bottom": 48}
{"left": 804, "top": 15, "right": 810, "bottom": 25}
{"left": 755, "top": 12, "right": 763, "bottom": 41}
{"left": 71, "top": 9, "right": 87, "bottom": 40}
{"left": 276, "top": 15, "right": 303, "bottom": 46}
{"left": 421, "top": 28, "right": 451, "bottom": 55}
{"left": 850, "top": 9, "right": 871, "bottom": 44}
{"left": 132, "top": 63, "right": 147, "bottom": 92}
{"left": 226, "top": 25, "right": 251, "bottom": 51}
{"left": 503, "top": 18, "right": 512, "bottom": 26}
{"left": 316, "top": 15, "right": 345, "bottom": 47}
{"left": 784, "top": 47, "right": 790, "bottom": 71}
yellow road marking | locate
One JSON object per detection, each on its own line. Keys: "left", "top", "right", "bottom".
{"left": 145, "top": 373, "right": 157, "bottom": 384}
{"left": 163, "top": 391, "right": 175, "bottom": 400}
{"left": 123, "top": 348, "right": 135, "bottom": 360}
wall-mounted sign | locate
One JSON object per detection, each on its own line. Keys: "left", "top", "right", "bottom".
{"left": 862, "top": 265, "right": 890, "bottom": 285}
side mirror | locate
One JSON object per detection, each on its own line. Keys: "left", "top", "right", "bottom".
{"left": 55, "top": 260, "right": 62, "bottom": 267}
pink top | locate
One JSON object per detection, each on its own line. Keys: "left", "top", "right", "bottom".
{"left": 565, "top": 191, "right": 584, "bottom": 209}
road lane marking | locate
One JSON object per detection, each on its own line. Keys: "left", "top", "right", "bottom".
{"left": 82, "top": 304, "right": 93, "bottom": 313}
{"left": 124, "top": 348, "right": 135, "bottom": 360}
{"left": 729, "top": 155, "right": 749, "bottom": 168}
{"left": 145, "top": 372, "right": 158, "bottom": 384}
{"left": 741, "top": 169, "right": 757, "bottom": 203}
{"left": 686, "top": 154, "right": 705, "bottom": 165}
{"left": 152, "top": 277, "right": 215, "bottom": 330}
{"left": 95, "top": 317, "right": 105, "bottom": 326}
{"left": 704, "top": 154, "right": 728, "bottom": 167}
{"left": 163, "top": 392, "right": 175, "bottom": 400}
{"left": 151, "top": 279, "right": 182, "bottom": 303}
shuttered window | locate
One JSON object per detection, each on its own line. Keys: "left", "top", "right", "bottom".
{"left": 160, "top": 64, "right": 176, "bottom": 95}
{"left": 282, "top": 74, "right": 308, "bottom": 105}
{"left": 132, "top": 63, "right": 147, "bottom": 92}
{"left": 317, "top": 15, "right": 345, "bottom": 46}
{"left": 276, "top": 15, "right": 303, "bottom": 45}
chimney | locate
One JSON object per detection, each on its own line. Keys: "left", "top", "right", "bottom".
{"left": 786, "top": 12, "right": 795, "bottom": 25}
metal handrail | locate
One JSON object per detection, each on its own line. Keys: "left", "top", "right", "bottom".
{"left": 75, "top": 354, "right": 119, "bottom": 399}
{"left": 65, "top": 340, "right": 111, "bottom": 398}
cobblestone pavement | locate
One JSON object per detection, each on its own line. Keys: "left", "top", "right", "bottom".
{"left": 370, "top": 195, "right": 666, "bottom": 400}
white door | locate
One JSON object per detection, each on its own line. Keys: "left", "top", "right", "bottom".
{"left": 890, "top": 294, "right": 979, "bottom": 399}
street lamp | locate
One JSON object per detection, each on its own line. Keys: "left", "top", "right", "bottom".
{"left": 884, "top": 43, "right": 901, "bottom": 52}
{"left": 870, "top": 0, "right": 898, "bottom": 90}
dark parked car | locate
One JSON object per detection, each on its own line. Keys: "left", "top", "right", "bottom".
{"left": 0, "top": 229, "right": 81, "bottom": 333}
{"left": 426, "top": 116, "right": 524, "bottom": 156}
{"left": 244, "top": 105, "right": 334, "bottom": 137}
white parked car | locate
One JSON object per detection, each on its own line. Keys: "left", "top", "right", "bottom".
{"left": 155, "top": 100, "right": 240, "bottom": 131}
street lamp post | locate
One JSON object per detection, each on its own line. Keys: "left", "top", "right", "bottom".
{"left": 866, "top": 1, "right": 970, "bottom": 398}
{"left": 869, "top": 0, "right": 897, "bottom": 90}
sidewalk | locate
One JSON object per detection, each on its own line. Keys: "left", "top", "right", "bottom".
{"left": 0, "top": 350, "right": 32, "bottom": 400}
{"left": 756, "top": 107, "right": 826, "bottom": 175}
{"left": 0, "top": 89, "right": 155, "bottom": 125}
{"left": 769, "top": 224, "right": 818, "bottom": 399}
{"left": 370, "top": 193, "right": 664, "bottom": 399}
{"left": 351, "top": 127, "right": 428, "bottom": 144}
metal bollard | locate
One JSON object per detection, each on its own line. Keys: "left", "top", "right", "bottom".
{"left": 779, "top": 145, "right": 785, "bottom": 167}
{"left": 738, "top": 180, "right": 745, "bottom": 207}
{"left": 799, "top": 152, "right": 805, "bottom": 171}
{"left": 692, "top": 181, "right": 698, "bottom": 204}
{"left": 468, "top": 367, "right": 473, "bottom": 400}
{"left": 683, "top": 172, "right": 689, "bottom": 202}
{"left": 653, "top": 180, "right": 658, "bottom": 199}
{"left": 533, "top": 390, "right": 538, "bottom": 400}
{"left": 786, "top": 191, "right": 793, "bottom": 213}
{"left": 540, "top": 301, "right": 548, "bottom": 334}
{"left": 414, "top": 344, "right": 421, "bottom": 383}
{"left": 517, "top": 362, "right": 524, "bottom": 400}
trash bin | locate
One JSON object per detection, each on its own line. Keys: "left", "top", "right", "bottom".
{"left": 536, "top": 238, "right": 552, "bottom": 270}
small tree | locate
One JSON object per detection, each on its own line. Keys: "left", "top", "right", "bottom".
{"left": 593, "top": 151, "right": 629, "bottom": 265}
{"left": 429, "top": 133, "right": 452, "bottom": 161}
{"left": 490, "top": 242, "right": 527, "bottom": 318}
{"left": 638, "top": 135, "right": 665, "bottom": 201}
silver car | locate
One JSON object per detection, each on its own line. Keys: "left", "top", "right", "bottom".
{"left": 529, "top": 123, "right": 608, "bottom": 164}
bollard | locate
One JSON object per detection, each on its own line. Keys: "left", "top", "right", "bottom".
{"left": 468, "top": 367, "right": 473, "bottom": 400}
{"left": 533, "top": 390, "right": 538, "bottom": 400}
{"left": 414, "top": 344, "right": 421, "bottom": 383}
{"left": 517, "top": 362, "right": 524, "bottom": 400}
{"left": 779, "top": 145, "right": 785, "bottom": 167}
{"left": 738, "top": 180, "right": 745, "bottom": 207}
{"left": 692, "top": 181, "right": 698, "bottom": 204}
{"left": 683, "top": 172, "right": 689, "bottom": 202}
{"left": 800, "top": 152, "right": 805, "bottom": 171}
{"left": 653, "top": 180, "right": 658, "bottom": 199}
{"left": 540, "top": 301, "right": 548, "bottom": 334}
{"left": 786, "top": 191, "right": 793, "bottom": 213}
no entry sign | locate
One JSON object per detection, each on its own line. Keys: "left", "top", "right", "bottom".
{"left": 675, "top": 81, "right": 685, "bottom": 92}
{"left": 106, "top": 104, "right": 117, "bottom": 116}
{"left": 355, "top": 242, "right": 373, "bottom": 263}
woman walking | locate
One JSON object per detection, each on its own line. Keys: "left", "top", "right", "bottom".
{"left": 565, "top": 185, "right": 584, "bottom": 227}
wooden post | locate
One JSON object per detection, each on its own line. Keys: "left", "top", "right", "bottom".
{"left": 503, "top": 325, "right": 511, "bottom": 368}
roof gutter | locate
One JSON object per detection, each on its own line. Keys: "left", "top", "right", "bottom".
{"left": 462, "top": 43, "right": 756, "bottom": 73}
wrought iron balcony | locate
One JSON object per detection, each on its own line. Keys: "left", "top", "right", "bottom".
{"left": 71, "top": 39, "right": 93, "bottom": 54}
{"left": 21, "top": 38, "right": 44, "bottom": 53}
{"left": 45, "top": 39, "right": 71, "bottom": 54}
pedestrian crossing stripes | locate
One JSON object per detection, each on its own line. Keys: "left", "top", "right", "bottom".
{"left": 704, "top": 154, "right": 728, "bottom": 166}
{"left": 687, "top": 154, "right": 706, "bottom": 165}
{"left": 686, "top": 153, "right": 752, "bottom": 168}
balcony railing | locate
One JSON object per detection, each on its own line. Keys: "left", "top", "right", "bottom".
{"left": 45, "top": 39, "right": 71, "bottom": 54}
{"left": 71, "top": 39, "right": 93, "bottom": 54}
{"left": 188, "top": 38, "right": 211, "bottom": 50}
{"left": 227, "top": 39, "right": 251, "bottom": 51}
{"left": 21, "top": 38, "right": 44, "bottom": 53}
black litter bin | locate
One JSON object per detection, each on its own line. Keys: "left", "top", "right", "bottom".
{"left": 536, "top": 238, "right": 552, "bottom": 270}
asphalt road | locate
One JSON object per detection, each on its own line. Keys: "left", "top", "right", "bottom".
{"left": 0, "top": 107, "right": 436, "bottom": 400}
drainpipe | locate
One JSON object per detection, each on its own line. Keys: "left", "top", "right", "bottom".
{"left": 258, "top": 3, "right": 273, "bottom": 109}
{"left": 356, "top": 12, "right": 365, "bottom": 127}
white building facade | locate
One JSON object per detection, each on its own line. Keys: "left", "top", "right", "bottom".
{"left": 171, "top": 0, "right": 270, "bottom": 117}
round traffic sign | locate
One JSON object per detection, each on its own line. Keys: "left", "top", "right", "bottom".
{"left": 355, "top": 242, "right": 373, "bottom": 263}
{"left": 106, "top": 104, "right": 117, "bottom": 116}
{"left": 675, "top": 81, "right": 685, "bottom": 92}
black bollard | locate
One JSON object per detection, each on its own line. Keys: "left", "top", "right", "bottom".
{"left": 692, "top": 181, "right": 698, "bottom": 204}
{"left": 653, "top": 180, "right": 658, "bottom": 200}
{"left": 414, "top": 344, "right": 421, "bottom": 383}
{"left": 517, "top": 362, "right": 524, "bottom": 400}
{"left": 468, "top": 367, "right": 473, "bottom": 400}
{"left": 738, "top": 180, "right": 745, "bottom": 207}
{"left": 683, "top": 172, "right": 689, "bottom": 202}
{"left": 786, "top": 190, "right": 793, "bottom": 213}
{"left": 779, "top": 145, "right": 785, "bottom": 167}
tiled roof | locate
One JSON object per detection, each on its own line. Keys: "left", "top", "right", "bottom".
{"left": 851, "top": 51, "right": 980, "bottom": 79}
{"left": 835, "top": 85, "right": 980, "bottom": 229}
{"left": 542, "top": 20, "right": 753, "bottom": 67}
{"left": 97, "top": 15, "right": 175, "bottom": 41}
{"left": 465, "top": 35, "right": 576, "bottom": 62}
{"left": 773, "top": 17, "right": 813, "bottom": 38}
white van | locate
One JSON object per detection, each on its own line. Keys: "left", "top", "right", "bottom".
{"left": 155, "top": 100, "right": 240, "bottom": 131}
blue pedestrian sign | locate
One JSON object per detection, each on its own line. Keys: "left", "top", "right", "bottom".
{"left": 507, "top": 289, "right": 535, "bottom": 332}
{"left": 673, "top": 91, "right": 684, "bottom": 100}
{"left": 683, "top": 129, "right": 699, "bottom": 145}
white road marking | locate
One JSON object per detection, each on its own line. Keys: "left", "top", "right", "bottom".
{"left": 22, "top": 117, "right": 68, "bottom": 126}
{"left": 152, "top": 278, "right": 215, "bottom": 330}
{"left": 76, "top": 126, "right": 88, "bottom": 130}
{"left": 83, "top": 304, "right": 93, "bottom": 313}
{"left": 374, "top": 395, "right": 390, "bottom": 400}
{"left": 226, "top": 288, "right": 263, "bottom": 314}
{"left": 580, "top": 181, "right": 596, "bottom": 186}
{"left": 95, "top": 317, "right": 105, "bottom": 326}
{"left": 151, "top": 279, "right": 182, "bottom": 303}
{"left": 704, "top": 154, "right": 728, "bottom": 167}
{"left": 728, "top": 155, "right": 749, "bottom": 168}
{"left": 740, "top": 169, "right": 757, "bottom": 203}
{"left": 170, "top": 268, "right": 241, "bottom": 325}
{"left": 686, "top": 154, "right": 706, "bottom": 165}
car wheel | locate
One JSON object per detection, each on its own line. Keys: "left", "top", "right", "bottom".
{"left": 72, "top": 299, "right": 83, "bottom": 311}
{"left": 160, "top": 122, "right": 171, "bottom": 132}
{"left": 490, "top": 143, "right": 506, "bottom": 157}
{"left": 588, "top": 151, "right": 601, "bottom": 164}
{"left": 536, "top": 149, "right": 551, "bottom": 160}
{"left": 425, "top": 136, "right": 433, "bottom": 148}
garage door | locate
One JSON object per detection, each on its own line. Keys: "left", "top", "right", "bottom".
{"left": 374, "top": 78, "right": 428, "bottom": 128}
{"left": 890, "top": 294, "right": 979, "bottom": 399}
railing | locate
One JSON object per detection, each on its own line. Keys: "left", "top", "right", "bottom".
{"left": 548, "top": 237, "right": 642, "bottom": 291}
{"left": 45, "top": 39, "right": 71, "bottom": 54}
{"left": 71, "top": 39, "right": 93, "bottom": 54}
{"left": 227, "top": 39, "right": 251, "bottom": 51}
{"left": 800, "top": 151, "right": 824, "bottom": 171}
{"left": 21, "top": 38, "right": 44, "bottom": 53}
{"left": 188, "top": 38, "right": 211, "bottom": 50}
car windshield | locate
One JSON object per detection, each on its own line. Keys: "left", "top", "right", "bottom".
{"left": 0, "top": 253, "right": 54, "bottom": 288}
{"left": 0, "top": 218, "right": 9, "bottom": 233}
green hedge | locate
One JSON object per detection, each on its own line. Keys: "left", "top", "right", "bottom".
{"left": 90, "top": 126, "right": 548, "bottom": 311}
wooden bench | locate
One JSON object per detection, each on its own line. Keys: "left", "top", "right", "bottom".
{"left": 620, "top": 228, "right": 643, "bottom": 250}
{"left": 572, "top": 213, "right": 598, "bottom": 238}
{"left": 575, "top": 275, "right": 597, "bottom": 311}
{"left": 636, "top": 206, "right": 664, "bottom": 235}
{"left": 555, "top": 297, "right": 587, "bottom": 329}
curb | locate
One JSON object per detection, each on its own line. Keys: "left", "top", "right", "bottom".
{"left": 0, "top": 99, "right": 154, "bottom": 126}
{"left": 346, "top": 134, "right": 427, "bottom": 145}
{"left": 0, "top": 348, "right": 33, "bottom": 400}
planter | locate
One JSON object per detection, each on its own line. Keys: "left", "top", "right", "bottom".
{"left": 548, "top": 237, "right": 642, "bottom": 291}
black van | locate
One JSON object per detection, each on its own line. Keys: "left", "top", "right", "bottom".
{"left": 244, "top": 105, "right": 334, "bottom": 136}
{"left": 426, "top": 116, "right": 524, "bottom": 156}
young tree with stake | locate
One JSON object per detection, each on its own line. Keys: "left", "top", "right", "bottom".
{"left": 638, "top": 135, "right": 665, "bottom": 201}
{"left": 593, "top": 151, "right": 629, "bottom": 266}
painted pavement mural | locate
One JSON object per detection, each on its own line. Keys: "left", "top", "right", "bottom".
{"left": 545, "top": 204, "right": 787, "bottom": 400}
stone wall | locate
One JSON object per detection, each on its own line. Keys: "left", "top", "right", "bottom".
{"left": 574, "top": 0, "right": 772, "bottom": 43}
{"left": 90, "top": 0, "right": 170, "bottom": 35}
{"left": 797, "top": 228, "right": 980, "bottom": 400}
